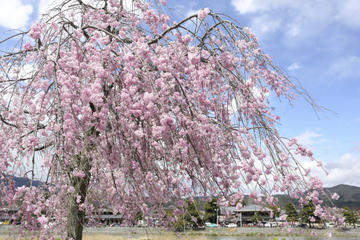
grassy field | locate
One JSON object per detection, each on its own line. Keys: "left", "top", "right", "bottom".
{"left": 83, "top": 234, "right": 212, "bottom": 240}
{"left": 0, "top": 233, "right": 211, "bottom": 240}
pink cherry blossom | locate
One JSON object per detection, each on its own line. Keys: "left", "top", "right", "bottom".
{"left": 24, "top": 42, "right": 33, "bottom": 50}
{"left": 331, "top": 193, "right": 340, "bottom": 200}
{"left": 0, "top": 0, "right": 336, "bottom": 238}
{"left": 29, "top": 23, "right": 42, "bottom": 39}
{"left": 38, "top": 215, "right": 48, "bottom": 225}
{"left": 197, "top": 8, "right": 210, "bottom": 20}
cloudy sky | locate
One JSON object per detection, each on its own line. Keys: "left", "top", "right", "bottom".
{"left": 0, "top": 0, "right": 359, "bottom": 187}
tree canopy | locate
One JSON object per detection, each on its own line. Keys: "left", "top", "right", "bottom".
{"left": 0, "top": 0, "right": 338, "bottom": 239}
{"left": 204, "top": 198, "right": 219, "bottom": 223}
{"left": 285, "top": 202, "right": 298, "bottom": 225}
{"left": 343, "top": 207, "right": 358, "bottom": 228}
{"left": 300, "top": 201, "right": 320, "bottom": 228}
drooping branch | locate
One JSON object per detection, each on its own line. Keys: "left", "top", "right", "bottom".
{"left": 0, "top": 1, "right": 337, "bottom": 239}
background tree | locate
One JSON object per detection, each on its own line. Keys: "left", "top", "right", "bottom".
{"left": 268, "top": 205, "right": 280, "bottom": 218}
{"left": 133, "top": 211, "right": 143, "bottom": 226}
{"left": 172, "top": 200, "right": 203, "bottom": 231}
{"left": 0, "top": 0, "right": 337, "bottom": 239}
{"left": 285, "top": 202, "right": 298, "bottom": 226}
{"left": 204, "top": 198, "right": 219, "bottom": 223}
{"left": 343, "top": 207, "right": 358, "bottom": 228}
{"left": 184, "top": 200, "right": 204, "bottom": 228}
{"left": 251, "top": 212, "right": 263, "bottom": 225}
{"left": 172, "top": 214, "right": 187, "bottom": 232}
{"left": 300, "top": 201, "right": 319, "bottom": 228}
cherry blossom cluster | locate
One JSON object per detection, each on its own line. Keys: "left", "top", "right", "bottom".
{"left": 0, "top": 0, "right": 340, "bottom": 238}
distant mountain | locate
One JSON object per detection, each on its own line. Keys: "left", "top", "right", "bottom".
{"left": 7, "top": 177, "right": 360, "bottom": 210}
{"left": 2, "top": 175, "right": 42, "bottom": 188}
{"left": 323, "top": 184, "right": 360, "bottom": 209}
{"left": 193, "top": 184, "right": 360, "bottom": 211}
{"left": 273, "top": 184, "right": 360, "bottom": 210}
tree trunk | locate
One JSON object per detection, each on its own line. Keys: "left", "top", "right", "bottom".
{"left": 66, "top": 196, "right": 86, "bottom": 240}
{"left": 66, "top": 155, "right": 91, "bottom": 240}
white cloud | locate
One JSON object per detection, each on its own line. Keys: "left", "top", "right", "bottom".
{"left": 2, "top": 62, "right": 36, "bottom": 79}
{"left": 294, "top": 130, "right": 360, "bottom": 187}
{"left": 352, "top": 144, "right": 360, "bottom": 152}
{"left": 249, "top": 14, "right": 281, "bottom": 37}
{"left": 335, "top": 0, "right": 360, "bottom": 28}
{"left": 287, "top": 62, "right": 301, "bottom": 71}
{"left": 230, "top": 0, "right": 260, "bottom": 14}
{"left": 329, "top": 56, "right": 360, "bottom": 80}
{"left": 186, "top": 9, "right": 198, "bottom": 17}
{"left": 323, "top": 153, "right": 360, "bottom": 187}
{"left": 230, "top": 0, "right": 288, "bottom": 15}
{"left": 39, "top": 0, "right": 50, "bottom": 15}
{"left": 296, "top": 130, "right": 325, "bottom": 148}
{"left": 299, "top": 153, "right": 360, "bottom": 187}
{"left": 38, "top": 0, "right": 140, "bottom": 20}
{"left": 0, "top": 0, "right": 33, "bottom": 29}
{"left": 38, "top": 0, "right": 56, "bottom": 18}
{"left": 230, "top": 0, "right": 360, "bottom": 39}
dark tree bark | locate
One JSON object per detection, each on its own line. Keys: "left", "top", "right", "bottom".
{"left": 66, "top": 155, "right": 91, "bottom": 240}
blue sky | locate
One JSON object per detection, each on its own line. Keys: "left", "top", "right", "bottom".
{"left": 161, "top": 0, "right": 360, "bottom": 187}
{"left": 1, "top": 0, "right": 359, "bottom": 187}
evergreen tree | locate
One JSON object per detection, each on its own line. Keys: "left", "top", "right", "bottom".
{"left": 268, "top": 205, "right": 280, "bottom": 218}
{"left": 204, "top": 198, "right": 219, "bottom": 223}
{"left": 300, "top": 201, "right": 319, "bottom": 228}
{"left": 252, "top": 212, "right": 263, "bottom": 225}
{"left": 285, "top": 202, "right": 298, "bottom": 226}
{"left": 343, "top": 207, "right": 358, "bottom": 228}
{"left": 184, "top": 200, "right": 204, "bottom": 227}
